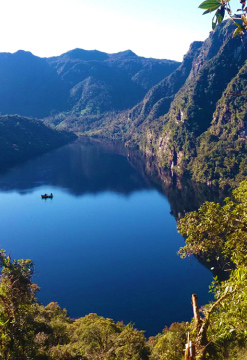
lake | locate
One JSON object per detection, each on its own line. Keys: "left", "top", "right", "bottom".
{"left": 0, "top": 139, "right": 213, "bottom": 337}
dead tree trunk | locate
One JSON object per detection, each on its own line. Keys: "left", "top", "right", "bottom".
{"left": 192, "top": 294, "right": 201, "bottom": 330}
{"left": 191, "top": 292, "right": 233, "bottom": 360}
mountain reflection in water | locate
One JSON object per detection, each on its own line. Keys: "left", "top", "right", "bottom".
{"left": 0, "top": 139, "right": 153, "bottom": 195}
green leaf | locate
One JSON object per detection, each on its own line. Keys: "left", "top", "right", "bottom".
{"left": 202, "top": 5, "right": 221, "bottom": 14}
{"left": 212, "top": 20, "right": 217, "bottom": 30}
{"left": 199, "top": 0, "right": 221, "bottom": 10}
{"left": 216, "top": 8, "right": 225, "bottom": 24}
{"left": 203, "top": 8, "right": 212, "bottom": 14}
{"left": 216, "top": 12, "right": 223, "bottom": 24}
{"left": 233, "top": 23, "right": 244, "bottom": 37}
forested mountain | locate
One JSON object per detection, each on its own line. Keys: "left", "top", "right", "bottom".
{"left": 0, "top": 115, "right": 76, "bottom": 168}
{"left": 0, "top": 49, "right": 180, "bottom": 120}
{"left": 0, "top": 49, "right": 180, "bottom": 167}
{"left": 42, "top": 20, "right": 247, "bottom": 189}
{"left": 78, "top": 19, "right": 246, "bottom": 188}
{"left": 47, "top": 49, "right": 180, "bottom": 115}
{"left": 48, "top": 20, "right": 246, "bottom": 188}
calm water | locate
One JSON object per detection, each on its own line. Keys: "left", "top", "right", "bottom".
{"left": 0, "top": 139, "right": 212, "bottom": 336}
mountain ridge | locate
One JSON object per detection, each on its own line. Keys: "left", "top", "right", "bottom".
{"left": 0, "top": 48, "right": 180, "bottom": 120}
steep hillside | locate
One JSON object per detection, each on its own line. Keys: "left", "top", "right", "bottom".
{"left": 0, "top": 115, "right": 76, "bottom": 168}
{"left": 139, "top": 20, "right": 247, "bottom": 187}
{"left": 45, "top": 49, "right": 180, "bottom": 128}
{"left": 191, "top": 60, "right": 247, "bottom": 186}
{"left": 53, "top": 43, "right": 202, "bottom": 141}
{"left": 122, "top": 41, "right": 203, "bottom": 129}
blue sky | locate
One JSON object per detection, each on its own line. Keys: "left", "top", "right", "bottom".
{"left": 0, "top": 0, "right": 239, "bottom": 61}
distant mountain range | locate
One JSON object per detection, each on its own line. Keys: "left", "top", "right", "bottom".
{"left": 0, "top": 49, "right": 180, "bottom": 119}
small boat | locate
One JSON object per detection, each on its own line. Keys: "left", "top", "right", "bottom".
{"left": 41, "top": 193, "right": 53, "bottom": 199}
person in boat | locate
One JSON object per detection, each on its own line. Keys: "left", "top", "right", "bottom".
{"left": 50, "top": 193, "right": 53, "bottom": 197}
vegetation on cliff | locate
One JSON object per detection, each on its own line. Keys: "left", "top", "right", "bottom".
{"left": 137, "top": 20, "right": 247, "bottom": 187}
{"left": 177, "top": 180, "right": 247, "bottom": 359}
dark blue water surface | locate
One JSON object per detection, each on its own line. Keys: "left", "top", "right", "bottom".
{"left": 0, "top": 139, "right": 212, "bottom": 337}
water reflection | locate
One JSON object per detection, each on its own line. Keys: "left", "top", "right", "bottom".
{"left": 125, "top": 148, "right": 228, "bottom": 219}
{"left": 0, "top": 137, "right": 226, "bottom": 211}
{"left": 0, "top": 139, "right": 154, "bottom": 195}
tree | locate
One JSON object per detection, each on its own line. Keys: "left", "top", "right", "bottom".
{"left": 148, "top": 322, "right": 189, "bottom": 360}
{"left": 199, "top": 0, "right": 247, "bottom": 36}
{"left": 177, "top": 181, "right": 247, "bottom": 359}
{"left": 49, "top": 313, "right": 149, "bottom": 360}
{"left": 178, "top": 180, "right": 247, "bottom": 267}
{"left": 0, "top": 250, "right": 39, "bottom": 359}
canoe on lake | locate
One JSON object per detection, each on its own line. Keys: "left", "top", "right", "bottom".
{"left": 41, "top": 193, "right": 53, "bottom": 199}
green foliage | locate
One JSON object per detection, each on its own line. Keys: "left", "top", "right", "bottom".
{"left": 148, "top": 322, "right": 189, "bottom": 360}
{"left": 47, "top": 313, "right": 149, "bottom": 360}
{"left": 177, "top": 181, "right": 247, "bottom": 359}
{"left": 198, "top": 0, "right": 247, "bottom": 37}
{"left": 196, "top": 264, "right": 247, "bottom": 360}
{"left": 178, "top": 180, "right": 247, "bottom": 267}
{"left": 0, "top": 250, "right": 39, "bottom": 359}
{"left": 0, "top": 253, "right": 151, "bottom": 360}
{"left": 199, "top": 0, "right": 229, "bottom": 30}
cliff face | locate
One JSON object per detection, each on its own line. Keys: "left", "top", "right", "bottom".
{"left": 139, "top": 20, "right": 247, "bottom": 187}
{"left": 125, "top": 41, "right": 203, "bottom": 126}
